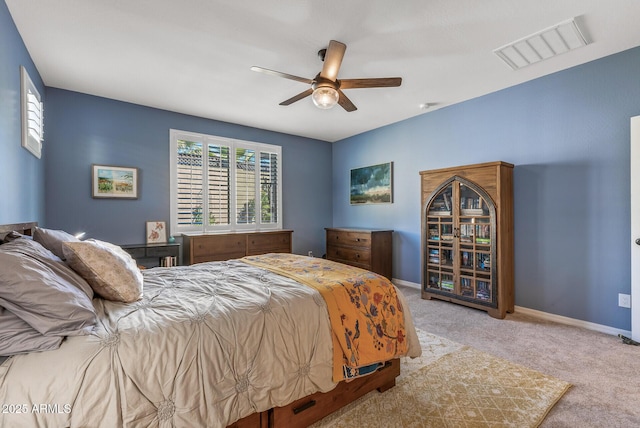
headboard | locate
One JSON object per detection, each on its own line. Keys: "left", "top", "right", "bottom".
{"left": 0, "top": 222, "right": 38, "bottom": 240}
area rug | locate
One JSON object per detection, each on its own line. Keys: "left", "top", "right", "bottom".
{"left": 311, "top": 329, "right": 571, "bottom": 428}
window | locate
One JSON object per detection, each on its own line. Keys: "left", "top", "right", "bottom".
{"left": 20, "top": 66, "right": 44, "bottom": 158}
{"left": 170, "top": 129, "right": 282, "bottom": 234}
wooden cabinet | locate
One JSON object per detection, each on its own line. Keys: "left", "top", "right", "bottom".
{"left": 325, "top": 228, "right": 393, "bottom": 280}
{"left": 120, "top": 243, "right": 181, "bottom": 268}
{"left": 420, "top": 161, "right": 514, "bottom": 319}
{"left": 182, "top": 230, "right": 292, "bottom": 265}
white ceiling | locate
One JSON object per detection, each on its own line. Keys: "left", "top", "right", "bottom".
{"left": 6, "top": 0, "right": 640, "bottom": 142}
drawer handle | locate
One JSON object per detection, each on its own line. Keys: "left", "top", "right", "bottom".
{"left": 293, "top": 400, "right": 316, "bottom": 415}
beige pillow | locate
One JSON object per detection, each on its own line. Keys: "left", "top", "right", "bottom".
{"left": 62, "top": 239, "right": 143, "bottom": 303}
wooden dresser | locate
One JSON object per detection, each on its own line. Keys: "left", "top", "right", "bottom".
{"left": 182, "top": 230, "right": 292, "bottom": 265}
{"left": 325, "top": 228, "right": 393, "bottom": 279}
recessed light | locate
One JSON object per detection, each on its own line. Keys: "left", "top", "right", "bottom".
{"left": 419, "top": 103, "right": 431, "bottom": 110}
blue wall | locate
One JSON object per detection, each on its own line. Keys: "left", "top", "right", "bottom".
{"left": 333, "top": 47, "right": 640, "bottom": 331}
{"left": 43, "top": 89, "right": 333, "bottom": 255}
{"left": 4, "top": 1, "right": 640, "bottom": 331}
{"left": 0, "top": 0, "right": 45, "bottom": 224}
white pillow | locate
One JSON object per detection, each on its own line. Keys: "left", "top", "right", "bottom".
{"left": 0, "top": 306, "right": 63, "bottom": 356}
{"left": 33, "top": 227, "right": 80, "bottom": 260}
{"left": 0, "top": 239, "right": 96, "bottom": 336}
{"left": 62, "top": 239, "right": 143, "bottom": 303}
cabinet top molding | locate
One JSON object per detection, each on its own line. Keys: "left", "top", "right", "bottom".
{"left": 419, "top": 161, "right": 514, "bottom": 176}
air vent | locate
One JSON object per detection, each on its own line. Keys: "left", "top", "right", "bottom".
{"left": 494, "top": 18, "right": 589, "bottom": 70}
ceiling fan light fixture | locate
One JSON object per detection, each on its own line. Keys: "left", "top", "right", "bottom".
{"left": 312, "top": 86, "right": 339, "bottom": 109}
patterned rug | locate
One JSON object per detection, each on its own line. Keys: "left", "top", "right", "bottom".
{"left": 312, "top": 329, "right": 571, "bottom": 428}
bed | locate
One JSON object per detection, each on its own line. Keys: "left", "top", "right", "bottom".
{"left": 0, "top": 222, "right": 421, "bottom": 428}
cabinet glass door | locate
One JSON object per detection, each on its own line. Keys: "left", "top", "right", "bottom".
{"left": 457, "top": 183, "right": 495, "bottom": 304}
{"left": 425, "top": 184, "right": 454, "bottom": 293}
{"left": 423, "top": 178, "right": 497, "bottom": 307}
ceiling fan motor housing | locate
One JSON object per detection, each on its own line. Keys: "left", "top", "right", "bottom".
{"left": 312, "top": 74, "right": 339, "bottom": 91}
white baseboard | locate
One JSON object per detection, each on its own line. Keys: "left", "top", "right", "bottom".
{"left": 392, "top": 278, "right": 631, "bottom": 338}
{"left": 514, "top": 305, "right": 631, "bottom": 338}
{"left": 392, "top": 278, "right": 421, "bottom": 290}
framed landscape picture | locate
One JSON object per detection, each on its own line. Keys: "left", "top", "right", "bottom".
{"left": 350, "top": 162, "right": 393, "bottom": 204}
{"left": 92, "top": 164, "right": 138, "bottom": 199}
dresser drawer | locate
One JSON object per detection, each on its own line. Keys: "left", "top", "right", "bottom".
{"left": 326, "top": 230, "right": 371, "bottom": 248}
{"left": 191, "top": 235, "right": 245, "bottom": 257}
{"left": 325, "top": 228, "right": 393, "bottom": 279}
{"left": 271, "top": 359, "right": 399, "bottom": 428}
{"left": 326, "top": 246, "right": 371, "bottom": 267}
{"left": 189, "top": 234, "right": 246, "bottom": 264}
{"left": 247, "top": 231, "right": 291, "bottom": 255}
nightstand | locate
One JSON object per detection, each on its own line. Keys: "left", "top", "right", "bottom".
{"left": 120, "top": 242, "right": 181, "bottom": 268}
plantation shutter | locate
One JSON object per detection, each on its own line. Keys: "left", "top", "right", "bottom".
{"left": 176, "top": 140, "right": 203, "bottom": 226}
{"left": 170, "top": 130, "right": 282, "bottom": 234}
{"left": 235, "top": 148, "right": 256, "bottom": 225}
{"left": 260, "top": 151, "right": 279, "bottom": 224}
{"left": 207, "top": 143, "right": 230, "bottom": 226}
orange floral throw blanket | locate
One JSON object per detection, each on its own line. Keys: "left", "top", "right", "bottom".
{"left": 241, "top": 253, "right": 409, "bottom": 382}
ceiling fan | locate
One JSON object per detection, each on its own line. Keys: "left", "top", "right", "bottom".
{"left": 251, "top": 40, "right": 402, "bottom": 112}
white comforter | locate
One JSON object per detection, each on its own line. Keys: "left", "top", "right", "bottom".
{"left": 0, "top": 259, "right": 419, "bottom": 427}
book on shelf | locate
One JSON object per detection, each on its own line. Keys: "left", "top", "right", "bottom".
{"left": 443, "top": 193, "right": 451, "bottom": 211}
{"left": 461, "top": 196, "right": 480, "bottom": 210}
{"left": 459, "top": 224, "right": 473, "bottom": 242}
{"left": 461, "top": 208, "right": 484, "bottom": 216}
{"left": 476, "top": 281, "right": 490, "bottom": 300}
{"left": 476, "top": 253, "right": 491, "bottom": 269}
{"left": 440, "top": 280, "right": 454, "bottom": 291}
{"left": 476, "top": 291, "right": 490, "bottom": 300}
{"left": 160, "top": 256, "right": 177, "bottom": 267}
{"left": 428, "top": 210, "right": 451, "bottom": 216}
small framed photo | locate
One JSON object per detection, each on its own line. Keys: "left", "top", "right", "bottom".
{"left": 146, "top": 221, "right": 167, "bottom": 244}
{"left": 92, "top": 164, "right": 138, "bottom": 199}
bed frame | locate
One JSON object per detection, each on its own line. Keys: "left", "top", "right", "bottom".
{"left": 0, "top": 221, "right": 401, "bottom": 428}
{"left": 229, "top": 359, "right": 399, "bottom": 428}
{"left": 0, "top": 221, "right": 37, "bottom": 239}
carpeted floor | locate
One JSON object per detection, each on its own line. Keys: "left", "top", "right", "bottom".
{"left": 312, "top": 329, "right": 570, "bottom": 427}
{"left": 396, "top": 285, "right": 640, "bottom": 427}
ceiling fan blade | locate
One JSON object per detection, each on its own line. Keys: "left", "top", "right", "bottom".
{"left": 250, "top": 66, "right": 313, "bottom": 84}
{"left": 279, "top": 88, "right": 313, "bottom": 106}
{"left": 340, "top": 77, "right": 402, "bottom": 89}
{"left": 337, "top": 89, "right": 357, "bottom": 112}
{"left": 320, "top": 40, "right": 346, "bottom": 81}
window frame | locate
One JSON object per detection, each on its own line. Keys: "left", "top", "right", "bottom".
{"left": 20, "top": 66, "right": 43, "bottom": 159}
{"left": 170, "top": 129, "right": 283, "bottom": 235}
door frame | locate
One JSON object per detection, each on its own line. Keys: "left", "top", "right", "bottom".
{"left": 630, "top": 116, "right": 640, "bottom": 341}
